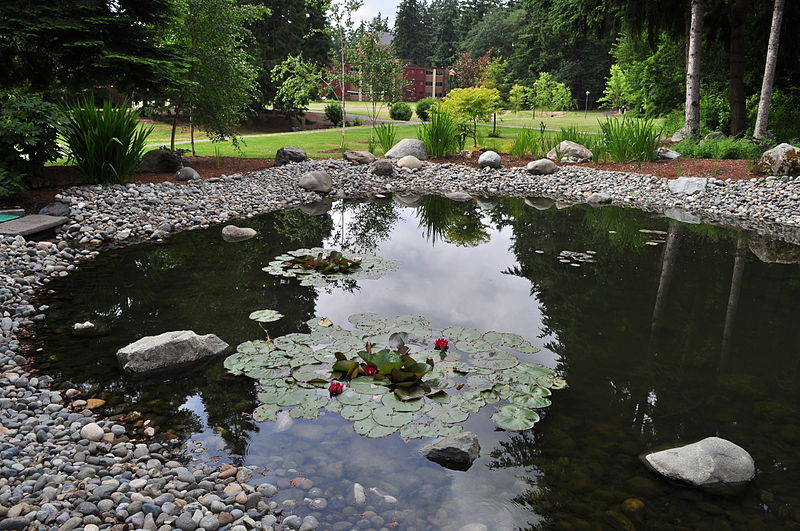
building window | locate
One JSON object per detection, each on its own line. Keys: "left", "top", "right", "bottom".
{"left": 425, "top": 70, "right": 433, "bottom": 75}
{"left": 424, "top": 81, "right": 432, "bottom": 86}
{"left": 435, "top": 82, "right": 442, "bottom": 86}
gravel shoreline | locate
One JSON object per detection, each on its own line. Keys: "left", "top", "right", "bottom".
{"left": 2, "top": 159, "right": 799, "bottom": 531}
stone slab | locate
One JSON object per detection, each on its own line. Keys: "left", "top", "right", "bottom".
{"left": 0, "top": 215, "right": 68, "bottom": 236}
{"left": 0, "top": 209, "right": 25, "bottom": 218}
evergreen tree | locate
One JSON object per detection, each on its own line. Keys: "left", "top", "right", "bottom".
{"left": 393, "top": 0, "right": 430, "bottom": 65}
{"left": 427, "top": 0, "right": 461, "bottom": 66}
{"left": 0, "top": 0, "right": 186, "bottom": 95}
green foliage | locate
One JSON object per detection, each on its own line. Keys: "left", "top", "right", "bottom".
{"left": 661, "top": 109, "right": 684, "bottom": 136}
{"left": 509, "top": 84, "right": 532, "bottom": 112}
{"left": 389, "top": 102, "right": 413, "bottom": 121}
{"left": 417, "top": 107, "right": 463, "bottom": 157}
{"left": 271, "top": 54, "right": 323, "bottom": 120}
{"left": 596, "top": 117, "right": 663, "bottom": 162}
{"left": 375, "top": 123, "right": 397, "bottom": 154}
{"left": 264, "top": 247, "right": 400, "bottom": 287}
{"left": 509, "top": 125, "right": 555, "bottom": 159}
{"left": 532, "top": 72, "right": 574, "bottom": 111}
{"left": 0, "top": 97, "right": 62, "bottom": 192}
{"left": 280, "top": 250, "right": 362, "bottom": 275}
{"left": 325, "top": 102, "right": 344, "bottom": 126}
{"left": 60, "top": 99, "right": 153, "bottom": 184}
{"left": 441, "top": 87, "right": 501, "bottom": 146}
{"left": 746, "top": 89, "right": 800, "bottom": 143}
{"left": 673, "top": 138, "right": 762, "bottom": 160}
{"left": 415, "top": 97, "right": 438, "bottom": 121}
{"left": 597, "top": 64, "right": 631, "bottom": 110}
{"left": 700, "top": 86, "right": 730, "bottom": 134}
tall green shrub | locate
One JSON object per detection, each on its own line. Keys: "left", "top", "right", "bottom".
{"left": 374, "top": 123, "right": 397, "bottom": 154}
{"left": 389, "top": 102, "right": 412, "bottom": 121}
{"left": 415, "top": 97, "right": 437, "bottom": 121}
{"left": 61, "top": 99, "right": 152, "bottom": 184}
{"left": 597, "top": 117, "right": 662, "bottom": 162}
{"left": 0, "top": 97, "right": 63, "bottom": 195}
{"left": 325, "top": 102, "right": 344, "bottom": 126}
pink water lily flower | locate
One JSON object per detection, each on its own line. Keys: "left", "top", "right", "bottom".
{"left": 434, "top": 338, "right": 449, "bottom": 351}
{"left": 361, "top": 364, "right": 377, "bottom": 376}
{"left": 328, "top": 381, "right": 344, "bottom": 396}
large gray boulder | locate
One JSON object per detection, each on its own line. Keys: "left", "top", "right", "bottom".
{"left": 385, "top": 138, "right": 428, "bottom": 160}
{"left": 668, "top": 177, "right": 707, "bottom": 195}
{"left": 139, "top": 148, "right": 182, "bottom": 173}
{"left": 420, "top": 432, "right": 481, "bottom": 471}
{"left": 477, "top": 150, "right": 501, "bottom": 169}
{"left": 657, "top": 147, "right": 682, "bottom": 160}
{"left": 38, "top": 202, "right": 70, "bottom": 217}
{"left": 641, "top": 437, "right": 755, "bottom": 492}
{"left": 275, "top": 146, "right": 307, "bottom": 166}
{"left": 546, "top": 140, "right": 592, "bottom": 163}
{"left": 756, "top": 142, "right": 800, "bottom": 176}
{"left": 343, "top": 150, "right": 376, "bottom": 165}
{"left": 299, "top": 171, "right": 332, "bottom": 193}
{"left": 369, "top": 159, "right": 394, "bottom": 176}
{"left": 221, "top": 225, "right": 257, "bottom": 243}
{"left": 397, "top": 155, "right": 422, "bottom": 169}
{"left": 116, "top": 331, "right": 229, "bottom": 373}
{"left": 526, "top": 159, "right": 558, "bottom": 175}
{"left": 175, "top": 167, "right": 200, "bottom": 181}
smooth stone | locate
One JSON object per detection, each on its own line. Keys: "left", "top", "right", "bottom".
{"left": 657, "top": 147, "right": 682, "bottom": 160}
{"left": 641, "top": 436, "right": 756, "bottom": 492}
{"left": 419, "top": 431, "right": 481, "bottom": 471}
{"left": 526, "top": 159, "right": 558, "bottom": 175}
{"left": 477, "top": 150, "right": 501, "bottom": 169}
{"left": 586, "top": 192, "right": 612, "bottom": 205}
{"left": 175, "top": 167, "right": 200, "bottom": 181}
{"left": 396, "top": 155, "right": 422, "bottom": 169}
{"left": 369, "top": 159, "right": 394, "bottom": 176}
{"left": 274, "top": 146, "right": 307, "bottom": 166}
{"left": 546, "top": 140, "right": 592, "bottom": 162}
{"left": 444, "top": 191, "right": 471, "bottom": 202}
{"left": 667, "top": 176, "right": 707, "bottom": 196}
{"left": 298, "top": 171, "right": 333, "bottom": 193}
{"left": 384, "top": 138, "right": 427, "bottom": 159}
{"left": 343, "top": 150, "right": 376, "bottom": 165}
{"left": 116, "top": 330, "right": 229, "bottom": 373}
{"left": 221, "top": 225, "right": 257, "bottom": 243}
{"left": 80, "top": 423, "right": 104, "bottom": 442}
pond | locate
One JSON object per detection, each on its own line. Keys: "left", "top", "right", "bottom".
{"left": 33, "top": 196, "right": 800, "bottom": 530}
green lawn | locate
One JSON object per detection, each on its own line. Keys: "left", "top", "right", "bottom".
{"left": 185, "top": 124, "right": 527, "bottom": 158}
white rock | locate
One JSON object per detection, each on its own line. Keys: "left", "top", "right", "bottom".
{"left": 657, "top": 147, "right": 682, "bottom": 160}
{"left": 444, "top": 191, "right": 472, "bottom": 201}
{"left": 396, "top": 155, "right": 422, "bottom": 169}
{"left": 80, "top": 422, "right": 105, "bottom": 442}
{"left": 384, "top": 138, "right": 428, "bottom": 160}
{"left": 546, "top": 140, "right": 593, "bottom": 162}
{"left": 757, "top": 142, "right": 800, "bottom": 176}
{"left": 353, "top": 483, "right": 367, "bottom": 504}
{"left": 668, "top": 177, "right": 707, "bottom": 195}
{"left": 116, "top": 331, "right": 229, "bottom": 373}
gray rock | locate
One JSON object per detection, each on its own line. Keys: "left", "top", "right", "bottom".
{"left": 546, "top": 140, "right": 592, "bottom": 162}
{"left": 274, "top": 146, "right": 307, "bottom": 166}
{"left": 665, "top": 207, "right": 701, "bottom": 224}
{"left": 139, "top": 149, "right": 182, "bottom": 173}
{"left": 116, "top": 331, "right": 229, "bottom": 373}
{"left": 641, "top": 436, "right": 755, "bottom": 492}
{"left": 477, "top": 150, "right": 501, "bottom": 169}
{"left": 80, "top": 422, "right": 104, "bottom": 442}
{"left": 384, "top": 138, "right": 428, "bottom": 160}
{"left": 198, "top": 515, "right": 220, "bottom": 531}
{"left": 524, "top": 197, "right": 554, "bottom": 210}
{"left": 175, "top": 513, "right": 197, "bottom": 531}
{"left": 282, "top": 515, "right": 303, "bottom": 530}
{"left": 175, "top": 167, "right": 200, "bottom": 181}
{"left": 38, "top": 202, "right": 71, "bottom": 217}
{"left": 419, "top": 431, "right": 480, "bottom": 471}
{"left": 299, "top": 197, "right": 333, "bottom": 216}
{"left": 756, "top": 142, "right": 800, "bottom": 176}
{"left": 298, "top": 171, "right": 333, "bottom": 193}
{"left": 0, "top": 517, "right": 29, "bottom": 530}
{"left": 670, "top": 128, "right": 685, "bottom": 142}
{"left": 444, "top": 191, "right": 471, "bottom": 202}
{"left": 657, "top": 147, "right": 682, "bottom": 160}
{"left": 343, "top": 150, "right": 376, "bottom": 165}
{"left": 668, "top": 177, "right": 707, "bottom": 196}
{"left": 396, "top": 155, "right": 422, "bottom": 169}
{"left": 221, "top": 225, "right": 257, "bottom": 243}
{"left": 586, "top": 192, "right": 612, "bottom": 205}
{"left": 369, "top": 159, "right": 394, "bottom": 176}
{"left": 526, "top": 159, "right": 558, "bottom": 175}
{"left": 704, "top": 131, "right": 726, "bottom": 140}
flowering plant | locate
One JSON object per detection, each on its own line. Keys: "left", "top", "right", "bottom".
{"left": 434, "top": 338, "right": 449, "bottom": 351}
{"left": 330, "top": 333, "right": 435, "bottom": 389}
{"left": 328, "top": 381, "right": 344, "bottom": 396}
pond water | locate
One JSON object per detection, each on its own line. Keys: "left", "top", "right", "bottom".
{"left": 33, "top": 196, "right": 800, "bottom": 530}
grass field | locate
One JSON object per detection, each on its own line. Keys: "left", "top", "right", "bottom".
{"left": 185, "top": 124, "right": 527, "bottom": 158}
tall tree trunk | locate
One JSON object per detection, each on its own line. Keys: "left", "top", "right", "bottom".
{"left": 684, "top": 0, "right": 704, "bottom": 138}
{"left": 728, "top": 0, "right": 747, "bottom": 137}
{"left": 720, "top": 235, "right": 747, "bottom": 364}
{"left": 649, "top": 221, "right": 681, "bottom": 356}
{"left": 754, "top": 0, "right": 786, "bottom": 139}
{"left": 170, "top": 90, "right": 187, "bottom": 151}
{"left": 190, "top": 112, "right": 195, "bottom": 156}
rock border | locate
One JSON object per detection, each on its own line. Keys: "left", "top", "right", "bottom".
{"left": 2, "top": 158, "right": 800, "bottom": 529}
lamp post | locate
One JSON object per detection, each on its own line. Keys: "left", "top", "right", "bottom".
{"left": 584, "top": 90, "right": 590, "bottom": 119}
{"left": 532, "top": 82, "right": 538, "bottom": 121}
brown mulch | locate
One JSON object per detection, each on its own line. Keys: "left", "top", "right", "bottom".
{"left": 2, "top": 152, "right": 761, "bottom": 216}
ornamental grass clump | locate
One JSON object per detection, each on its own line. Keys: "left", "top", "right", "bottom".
{"left": 417, "top": 108, "right": 462, "bottom": 158}
{"left": 597, "top": 116, "right": 663, "bottom": 162}
{"left": 61, "top": 98, "right": 152, "bottom": 184}
{"left": 374, "top": 123, "right": 397, "bottom": 154}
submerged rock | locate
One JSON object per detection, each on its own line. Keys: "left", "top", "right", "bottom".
{"left": 641, "top": 436, "right": 755, "bottom": 493}
{"left": 748, "top": 234, "right": 800, "bottom": 264}
{"left": 221, "top": 225, "right": 256, "bottom": 242}
{"left": 444, "top": 191, "right": 471, "bottom": 202}
{"left": 419, "top": 431, "right": 480, "bottom": 471}
{"left": 116, "top": 331, "right": 229, "bottom": 373}
{"left": 525, "top": 197, "right": 555, "bottom": 210}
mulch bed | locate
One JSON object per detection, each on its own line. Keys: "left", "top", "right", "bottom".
{"left": 2, "top": 153, "right": 762, "bottom": 216}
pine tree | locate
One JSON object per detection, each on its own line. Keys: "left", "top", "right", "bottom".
{"left": 393, "top": 0, "right": 429, "bottom": 65}
{"left": 428, "top": 0, "right": 461, "bottom": 67}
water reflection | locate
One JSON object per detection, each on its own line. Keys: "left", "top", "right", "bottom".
{"left": 33, "top": 196, "right": 800, "bottom": 529}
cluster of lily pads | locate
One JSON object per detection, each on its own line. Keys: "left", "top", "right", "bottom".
{"left": 262, "top": 247, "right": 400, "bottom": 287}
{"left": 225, "top": 312, "right": 566, "bottom": 439}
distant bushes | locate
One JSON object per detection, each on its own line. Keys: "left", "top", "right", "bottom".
{"left": 324, "top": 102, "right": 343, "bottom": 126}
{"left": 415, "top": 97, "right": 437, "bottom": 121}
{"left": 389, "top": 102, "right": 412, "bottom": 121}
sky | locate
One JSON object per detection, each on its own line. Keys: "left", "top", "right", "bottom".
{"left": 355, "top": 0, "right": 400, "bottom": 26}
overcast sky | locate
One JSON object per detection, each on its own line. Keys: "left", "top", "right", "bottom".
{"left": 355, "top": 0, "right": 400, "bottom": 26}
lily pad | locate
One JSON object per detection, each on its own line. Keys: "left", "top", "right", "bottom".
{"left": 276, "top": 388, "right": 318, "bottom": 407}
{"left": 348, "top": 312, "right": 389, "bottom": 331}
{"left": 427, "top": 404, "right": 469, "bottom": 424}
{"left": 336, "top": 389, "right": 373, "bottom": 406}
{"left": 508, "top": 394, "right": 552, "bottom": 409}
{"left": 249, "top": 309, "right": 284, "bottom": 323}
{"left": 353, "top": 418, "right": 398, "bottom": 438}
{"left": 340, "top": 403, "right": 375, "bottom": 421}
{"left": 252, "top": 404, "right": 281, "bottom": 422}
{"left": 399, "top": 421, "right": 462, "bottom": 439}
{"left": 372, "top": 406, "right": 414, "bottom": 427}
{"left": 381, "top": 393, "right": 426, "bottom": 412}
{"left": 350, "top": 377, "right": 391, "bottom": 395}
{"left": 492, "top": 405, "right": 540, "bottom": 431}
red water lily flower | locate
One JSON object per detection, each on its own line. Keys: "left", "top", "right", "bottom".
{"left": 434, "top": 338, "right": 449, "bottom": 351}
{"left": 328, "top": 381, "right": 344, "bottom": 396}
{"left": 361, "top": 364, "right": 377, "bottom": 376}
